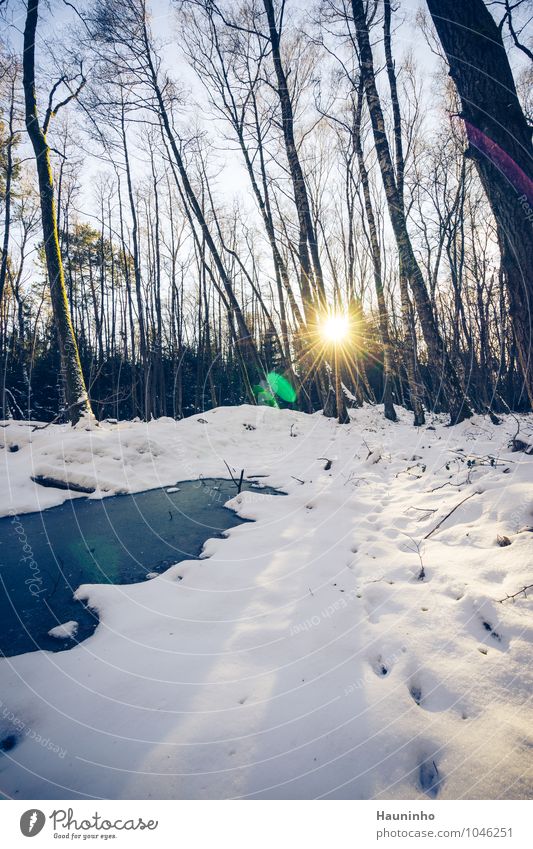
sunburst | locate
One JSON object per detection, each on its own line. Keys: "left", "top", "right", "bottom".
{"left": 320, "top": 312, "right": 350, "bottom": 344}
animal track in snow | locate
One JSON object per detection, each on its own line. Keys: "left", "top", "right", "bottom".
{"left": 419, "top": 757, "right": 442, "bottom": 798}
{"left": 371, "top": 655, "right": 389, "bottom": 677}
{"left": 409, "top": 683, "right": 423, "bottom": 705}
{"left": 0, "top": 735, "right": 17, "bottom": 753}
{"left": 482, "top": 620, "right": 502, "bottom": 642}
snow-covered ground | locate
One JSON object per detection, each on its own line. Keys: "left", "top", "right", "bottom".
{"left": 1, "top": 405, "right": 533, "bottom": 800}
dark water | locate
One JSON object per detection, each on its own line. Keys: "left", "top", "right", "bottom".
{"left": 0, "top": 479, "right": 277, "bottom": 657}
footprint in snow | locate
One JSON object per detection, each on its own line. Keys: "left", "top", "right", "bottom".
{"left": 409, "top": 683, "right": 423, "bottom": 705}
{"left": 418, "top": 757, "right": 442, "bottom": 798}
{"left": 482, "top": 620, "right": 502, "bottom": 641}
{"left": 459, "top": 598, "right": 507, "bottom": 649}
{"left": 0, "top": 735, "right": 17, "bottom": 753}
{"left": 371, "top": 655, "right": 389, "bottom": 677}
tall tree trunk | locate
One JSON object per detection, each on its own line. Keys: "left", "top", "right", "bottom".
{"left": 0, "top": 74, "right": 16, "bottom": 309}
{"left": 399, "top": 269, "right": 426, "bottom": 426}
{"left": 22, "top": 0, "right": 92, "bottom": 424}
{"left": 121, "top": 107, "right": 150, "bottom": 419}
{"left": 426, "top": 0, "right": 533, "bottom": 407}
{"left": 353, "top": 79, "right": 397, "bottom": 421}
{"left": 262, "top": 0, "right": 322, "bottom": 312}
{"left": 382, "top": 2, "right": 424, "bottom": 425}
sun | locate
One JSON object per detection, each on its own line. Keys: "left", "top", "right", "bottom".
{"left": 321, "top": 313, "right": 350, "bottom": 344}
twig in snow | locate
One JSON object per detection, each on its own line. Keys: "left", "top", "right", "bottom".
{"left": 223, "top": 461, "right": 244, "bottom": 494}
{"left": 396, "top": 462, "right": 426, "bottom": 478}
{"left": 427, "top": 479, "right": 467, "bottom": 493}
{"left": 424, "top": 491, "right": 481, "bottom": 539}
{"left": 361, "top": 439, "right": 373, "bottom": 460}
{"left": 411, "top": 507, "right": 437, "bottom": 522}
{"left": 343, "top": 470, "right": 370, "bottom": 487}
{"left": 497, "top": 584, "right": 533, "bottom": 604}
{"left": 290, "top": 475, "right": 305, "bottom": 484}
{"left": 401, "top": 534, "right": 426, "bottom": 580}
{"left": 508, "top": 410, "right": 521, "bottom": 445}
{"left": 31, "top": 412, "right": 63, "bottom": 432}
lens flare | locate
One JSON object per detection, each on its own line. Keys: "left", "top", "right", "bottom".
{"left": 321, "top": 313, "right": 350, "bottom": 343}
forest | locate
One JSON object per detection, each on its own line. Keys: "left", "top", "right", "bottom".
{"left": 0, "top": 0, "right": 531, "bottom": 428}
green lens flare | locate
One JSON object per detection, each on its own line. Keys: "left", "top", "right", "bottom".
{"left": 253, "top": 385, "right": 277, "bottom": 406}
{"left": 266, "top": 372, "right": 297, "bottom": 403}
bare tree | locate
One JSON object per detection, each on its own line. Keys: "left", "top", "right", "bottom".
{"left": 22, "top": 0, "right": 92, "bottom": 423}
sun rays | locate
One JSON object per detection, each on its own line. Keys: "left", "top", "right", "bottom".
{"left": 320, "top": 312, "right": 350, "bottom": 344}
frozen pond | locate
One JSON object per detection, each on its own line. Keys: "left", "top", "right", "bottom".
{"left": 0, "top": 478, "right": 278, "bottom": 657}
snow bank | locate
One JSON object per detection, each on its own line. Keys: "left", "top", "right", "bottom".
{"left": 1, "top": 405, "right": 532, "bottom": 799}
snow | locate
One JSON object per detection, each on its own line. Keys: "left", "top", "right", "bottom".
{"left": 1, "top": 404, "right": 533, "bottom": 799}
{"left": 47, "top": 621, "right": 79, "bottom": 640}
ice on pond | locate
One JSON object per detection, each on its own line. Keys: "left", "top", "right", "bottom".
{"left": 0, "top": 478, "right": 280, "bottom": 657}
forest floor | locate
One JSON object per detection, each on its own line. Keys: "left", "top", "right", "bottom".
{"left": 1, "top": 404, "right": 533, "bottom": 799}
